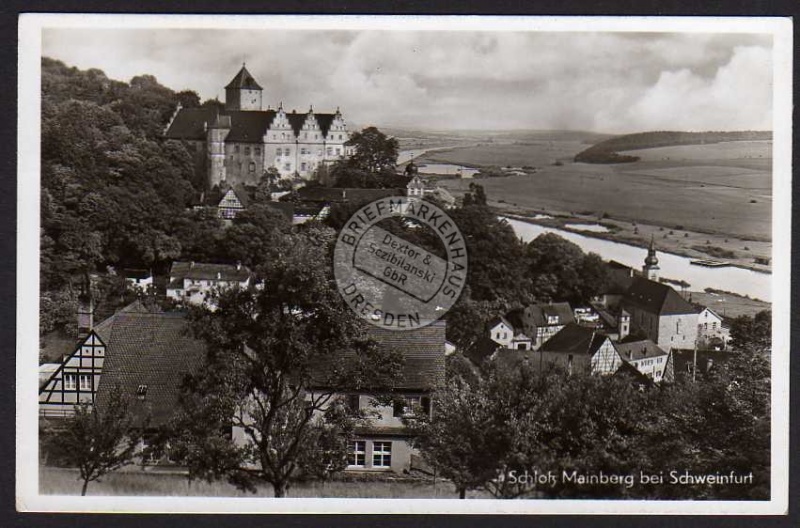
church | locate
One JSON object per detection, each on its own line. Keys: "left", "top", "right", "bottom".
{"left": 164, "top": 64, "right": 352, "bottom": 187}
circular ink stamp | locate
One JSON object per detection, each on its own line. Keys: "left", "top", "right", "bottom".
{"left": 333, "top": 196, "right": 468, "bottom": 330}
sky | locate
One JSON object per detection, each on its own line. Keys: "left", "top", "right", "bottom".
{"left": 41, "top": 28, "right": 774, "bottom": 134}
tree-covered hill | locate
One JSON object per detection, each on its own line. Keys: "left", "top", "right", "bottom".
{"left": 574, "top": 130, "right": 772, "bottom": 164}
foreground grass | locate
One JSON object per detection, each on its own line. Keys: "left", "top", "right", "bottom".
{"left": 39, "top": 467, "right": 475, "bottom": 498}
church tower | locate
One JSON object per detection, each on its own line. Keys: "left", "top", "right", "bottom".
{"left": 225, "top": 64, "right": 263, "bottom": 111}
{"left": 643, "top": 235, "right": 660, "bottom": 281}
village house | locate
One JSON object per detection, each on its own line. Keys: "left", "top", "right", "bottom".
{"left": 696, "top": 307, "right": 730, "bottom": 351}
{"left": 164, "top": 65, "right": 352, "bottom": 186}
{"left": 537, "top": 323, "right": 622, "bottom": 375}
{"left": 487, "top": 315, "right": 532, "bottom": 351}
{"left": 297, "top": 322, "right": 447, "bottom": 473}
{"left": 121, "top": 269, "right": 153, "bottom": 291}
{"left": 39, "top": 302, "right": 153, "bottom": 418}
{"left": 612, "top": 339, "right": 674, "bottom": 383}
{"left": 405, "top": 175, "right": 456, "bottom": 208}
{"left": 166, "top": 261, "right": 253, "bottom": 306}
{"left": 520, "top": 302, "right": 575, "bottom": 349}
{"left": 41, "top": 300, "right": 446, "bottom": 474}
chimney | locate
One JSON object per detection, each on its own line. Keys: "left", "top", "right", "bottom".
{"left": 76, "top": 273, "right": 94, "bottom": 340}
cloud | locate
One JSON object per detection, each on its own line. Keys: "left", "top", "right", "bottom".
{"left": 41, "top": 28, "right": 773, "bottom": 133}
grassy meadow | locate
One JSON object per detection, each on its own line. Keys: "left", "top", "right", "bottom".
{"left": 429, "top": 139, "right": 772, "bottom": 241}
{"left": 39, "top": 467, "right": 474, "bottom": 498}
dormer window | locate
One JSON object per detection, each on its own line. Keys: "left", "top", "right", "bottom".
{"left": 136, "top": 384, "right": 148, "bottom": 400}
{"left": 547, "top": 315, "right": 559, "bottom": 325}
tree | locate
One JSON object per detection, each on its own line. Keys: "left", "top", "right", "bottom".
{"left": 344, "top": 126, "right": 399, "bottom": 175}
{"left": 526, "top": 233, "right": 609, "bottom": 305}
{"left": 410, "top": 374, "right": 506, "bottom": 498}
{"left": 729, "top": 310, "right": 771, "bottom": 354}
{"left": 45, "top": 386, "right": 142, "bottom": 495}
{"left": 171, "top": 229, "right": 403, "bottom": 497}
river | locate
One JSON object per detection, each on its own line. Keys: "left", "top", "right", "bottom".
{"left": 504, "top": 217, "right": 771, "bottom": 302}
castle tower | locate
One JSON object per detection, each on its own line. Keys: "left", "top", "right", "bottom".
{"left": 207, "top": 113, "right": 231, "bottom": 187}
{"left": 225, "top": 64, "right": 263, "bottom": 111}
{"left": 643, "top": 235, "right": 660, "bottom": 281}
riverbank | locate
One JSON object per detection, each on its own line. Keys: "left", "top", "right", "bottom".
{"left": 497, "top": 208, "right": 771, "bottom": 275}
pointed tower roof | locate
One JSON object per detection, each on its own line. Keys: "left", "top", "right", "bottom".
{"left": 225, "top": 64, "right": 263, "bottom": 90}
{"left": 645, "top": 235, "right": 659, "bottom": 266}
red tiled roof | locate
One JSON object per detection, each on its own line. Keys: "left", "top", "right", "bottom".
{"left": 94, "top": 312, "right": 206, "bottom": 426}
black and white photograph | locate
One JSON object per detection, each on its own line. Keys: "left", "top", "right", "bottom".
{"left": 16, "top": 14, "right": 792, "bottom": 514}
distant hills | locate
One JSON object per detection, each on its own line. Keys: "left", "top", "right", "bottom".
{"left": 574, "top": 130, "right": 773, "bottom": 164}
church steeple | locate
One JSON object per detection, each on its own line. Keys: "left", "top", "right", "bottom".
{"left": 224, "top": 64, "right": 263, "bottom": 111}
{"left": 643, "top": 235, "right": 660, "bottom": 281}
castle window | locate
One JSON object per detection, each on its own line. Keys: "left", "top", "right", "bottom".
{"left": 276, "top": 148, "right": 282, "bottom": 156}
{"left": 335, "top": 148, "right": 341, "bottom": 155}
{"left": 338, "top": 134, "right": 342, "bottom": 140}
{"left": 300, "top": 162, "right": 307, "bottom": 171}
{"left": 326, "top": 147, "right": 333, "bottom": 156}
{"left": 285, "top": 148, "right": 291, "bottom": 155}
{"left": 249, "top": 162, "right": 256, "bottom": 173}
{"left": 284, "top": 163, "right": 291, "bottom": 171}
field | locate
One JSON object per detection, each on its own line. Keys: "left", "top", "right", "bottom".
{"left": 417, "top": 141, "right": 585, "bottom": 169}
{"left": 430, "top": 140, "right": 772, "bottom": 241}
{"left": 688, "top": 291, "right": 771, "bottom": 319}
{"left": 39, "top": 467, "right": 475, "bottom": 498}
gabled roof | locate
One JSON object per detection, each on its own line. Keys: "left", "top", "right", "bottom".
{"left": 525, "top": 302, "right": 575, "bottom": 327}
{"left": 164, "top": 106, "right": 341, "bottom": 141}
{"left": 487, "top": 315, "right": 514, "bottom": 331}
{"left": 613, "top": 339, "right": 668, "bottom": 361}
{"left": 169, "top": 261, "right": 251, "bottom": 282}
{"left": 225, "top": 65, "right": 263, "bottom": 90}
{"left": 625, "top": 277, "right": 697, "bottom": 316}
{"left": 604, "top": 261, "right": 636, "bottom": 294}
{"left": 94, "top": 311, "right": 206, "bottom": 426}
{"left": 613, "top": 361, "right": 653, "bottom": 385}
{"left": 539, "top": 323, "right": 608, "bottom": 356}
{"left": 464, "top": 335, "right": 501, "bottom": 366}
{"left": 307, "top": 322, "right": 446, "bottom": 391}
{"left": 368, "top": 322, "right": 446, "bottom": 390}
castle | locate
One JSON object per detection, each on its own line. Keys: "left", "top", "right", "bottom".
{"left": 164, "top": 64, "right": 352, "bottom": 188}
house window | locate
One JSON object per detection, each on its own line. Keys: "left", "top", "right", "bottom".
{"left": 284, "top": 163, "right": 291, "bottom": 171}
{"left": 547, "top": 315, "right": 559, "bottom": 325}
{"left": 255, "top": 147, "right": 261, "bottom": 155}
{"left": 79, "top": 374, "right": 92, "bottom": 391}
{"left": 136, "top": 384, "right": 148, "bottom": 400}
{"left": 301, "top": 162, "right": 307, "bottom": 171}
{"left": 276, "top": 148, "right": 282, "bottom": 156}
{"left": 63, "top": 374, "right": 76, "bottom": 390}
{"left": 348, "top": 441, "right": 366, "bottom": 467}
{"left": 234, "top": 145, "right": 240, "bottom": 153}
{"left": 245, "top": 146, "right": 251, "bottom": 155}
{"left": 326, "top": 147, "right": 333, "bottom": 156}
{"left": 335, "top": 148, "right": 341, "bottom": 155}
{"left": 372, "top": 441, "right": 392, "bottom": 468}
{"left": 249, "top": 162, "right": 256, "bottom": 173}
